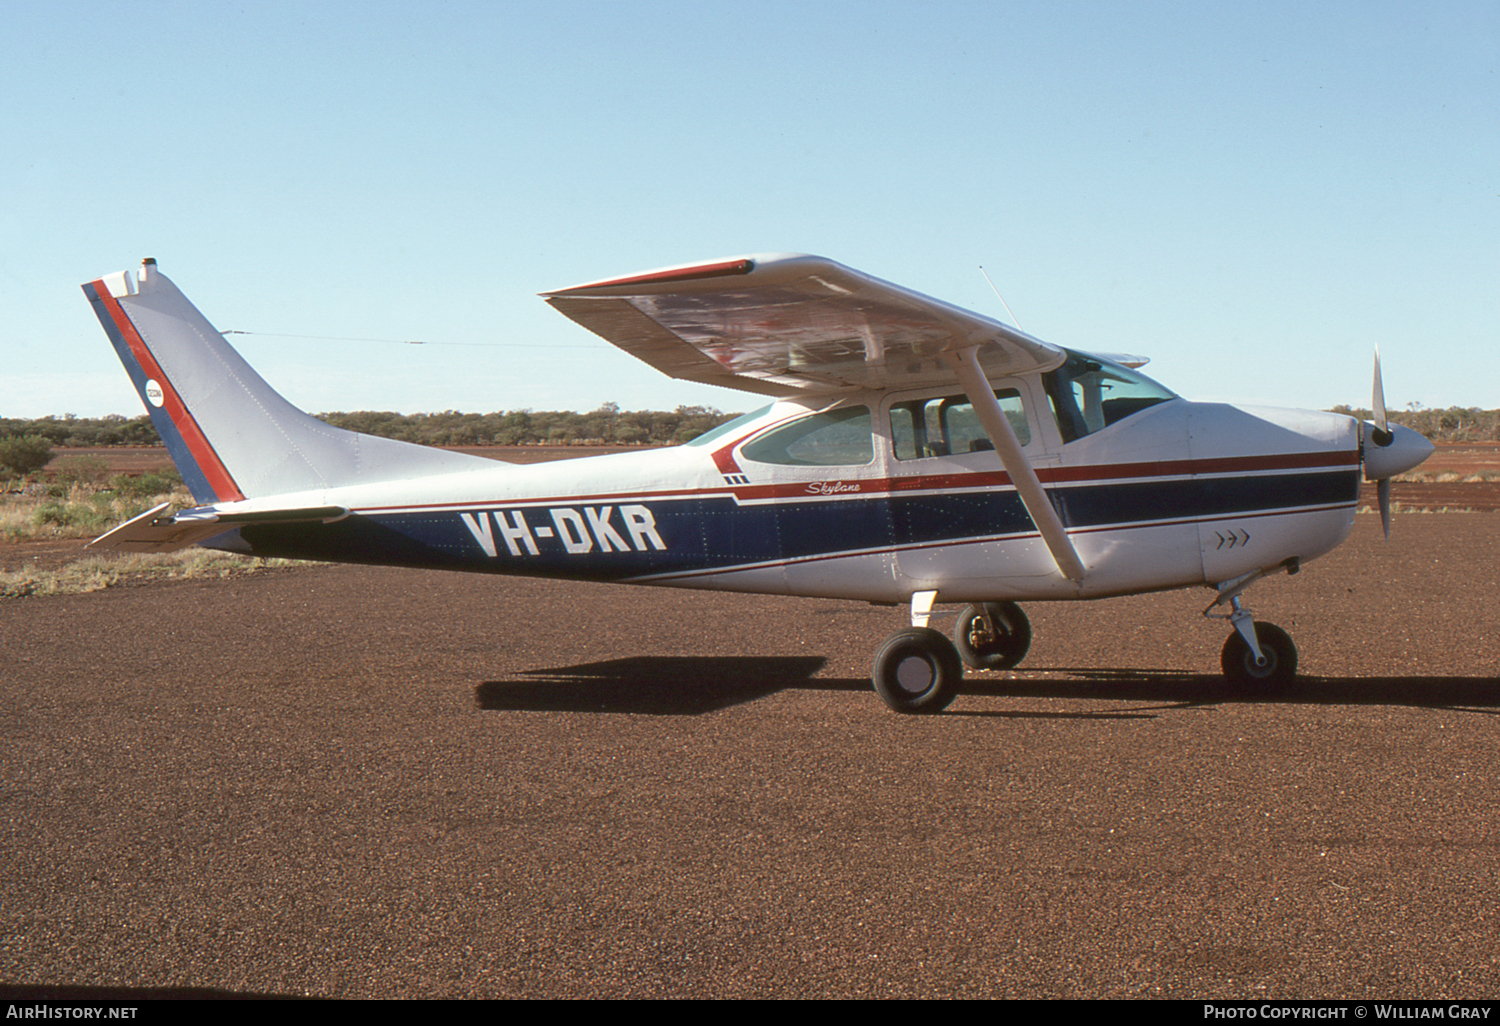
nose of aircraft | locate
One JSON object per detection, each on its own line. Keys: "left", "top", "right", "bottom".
{"left": 1362, "top": 422, "right": 1434, "bottom": 481}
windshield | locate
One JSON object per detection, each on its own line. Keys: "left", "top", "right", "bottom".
{"left": 1042, "top": 350, "right": 1176, "bottom": 443}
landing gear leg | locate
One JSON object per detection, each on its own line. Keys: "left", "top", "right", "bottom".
{"left": 1207, "top": 574, "right": 1300, "bottom": 686}
{"left": 871, "top": 591, "right": 964, "bottom": 713}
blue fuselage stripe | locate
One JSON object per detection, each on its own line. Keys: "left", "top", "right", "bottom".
{"left": 231, "top": 469, "right": 1361, "bottom": 582}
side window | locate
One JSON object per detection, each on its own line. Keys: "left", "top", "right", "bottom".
{"left": 890, "top": 389, "right": 1029, "bottom": 460}
{"left": 739, "top": 406, "right": 874, "bottom": 466}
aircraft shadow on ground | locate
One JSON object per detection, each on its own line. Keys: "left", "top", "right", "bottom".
{"left": 480, "top": 657, "right": 1500, "bottom": 716}
{"left": 956, "top": 668, "right": 1500, "bottom": 715}
{"left": 477, "top": 655, "right": 828, "bottom": 715}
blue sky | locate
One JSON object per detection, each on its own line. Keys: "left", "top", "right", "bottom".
{"left": 3, "top": 0, "right": 1495, "bottom": 420}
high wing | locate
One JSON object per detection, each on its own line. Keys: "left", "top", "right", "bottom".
{"left": 542, "top": 253, "right": 1066, "bottom": 397}
{"left": 546, "top": 252, "right": 1087, "bottom": 582}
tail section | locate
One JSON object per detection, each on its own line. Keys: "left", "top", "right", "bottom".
{"left": 83, "top": 259, "right": 492, "bottom": 503}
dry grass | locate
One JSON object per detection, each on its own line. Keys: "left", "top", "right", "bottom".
{"left": 2, "top": 470, "right": 311, "bottom": 597}
{"left": 1394, "top": 469, "right": 1500, "bottom": 483}
{"left": 1, "top": 480, "right": 194, "bottom": 543}
{"left": 1, "top": 549, "right": 302, "bottom": 598}
{"left": 1357, "top": 503, "right": 1476, "bottom": 516}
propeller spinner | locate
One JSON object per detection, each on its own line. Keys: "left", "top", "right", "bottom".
{"left": 1361, "top": 347, "right": 1434, "bottom": 538}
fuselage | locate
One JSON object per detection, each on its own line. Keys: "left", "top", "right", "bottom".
{"left": 83, "top": 257, "right": 1439, "bottom": 703}
{"left": 208, "top": 353, "right": 1368, "bottom": 604}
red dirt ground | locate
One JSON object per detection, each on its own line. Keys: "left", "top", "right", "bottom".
{"left": 4, "top": 515, "right": 1498, "bottom": 998}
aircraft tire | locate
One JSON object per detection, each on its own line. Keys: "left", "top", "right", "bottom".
{"left": 872, "top": 627, "right": 963, "bottom": 714}
{"left": 1221, "top": 621, "right": 1298, "bottom": 685}
{"left": 953, "top": 601, "right": 1032, "bottom": 670}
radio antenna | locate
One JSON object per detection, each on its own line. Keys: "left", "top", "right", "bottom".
{"left": 979, "top": 265, "right": 1023, "bottom": 331}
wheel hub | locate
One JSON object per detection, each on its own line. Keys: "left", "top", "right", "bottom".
{"left": 894, "top": 655, "right": 936, "bottom": 693}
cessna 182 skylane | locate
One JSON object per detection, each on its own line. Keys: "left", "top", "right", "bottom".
{"left": 84, "top": 254, "right": 1433, "bottom": 712}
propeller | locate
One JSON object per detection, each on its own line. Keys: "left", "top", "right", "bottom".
{"left": 1361, "top": 346, "right": 1434, "bottom": 539}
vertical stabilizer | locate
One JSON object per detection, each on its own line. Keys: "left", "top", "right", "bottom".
{"left": 84, "top": 260, "right": 493, "bottom": 503}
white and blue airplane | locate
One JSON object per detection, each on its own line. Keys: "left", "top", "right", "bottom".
{"left": 83, "top": 255, "right": 1433, "bottom": 712}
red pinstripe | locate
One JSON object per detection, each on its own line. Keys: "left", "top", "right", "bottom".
{"left": 343, "top": 450, "right": 1357, "bottom": 514}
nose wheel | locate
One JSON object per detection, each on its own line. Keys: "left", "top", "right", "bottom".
{"left": 1220, "top": 621, "right": 1298, "bottom": 685}
{"left": 1207, "top": 567, "right": 1302, "bottom": 687}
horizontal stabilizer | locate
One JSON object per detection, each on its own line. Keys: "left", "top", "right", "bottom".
{"left": 89, "top": 502, "right": 349, "bottom": 554}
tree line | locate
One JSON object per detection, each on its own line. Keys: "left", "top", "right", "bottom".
{"left": 1324, "top": 405, "right": 1500, "bottom": 444}
{"left": 5, "top": 403, "right": 1499, "bottom": 481}
{"left": 1, "top": 404, "right": 741, "bottom": 453}
{"left": 316, "top": 403, "right": 738, "bottom": 447}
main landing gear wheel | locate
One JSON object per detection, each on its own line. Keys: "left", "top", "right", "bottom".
{"left": 1221, "top": 621, "right": 1298, "bottom": 686}
{"left": 872, "top": 627, "right": 963, "bottom": 714}
{"left": 953, "top": 601, "right": 1032, "bottom": 671}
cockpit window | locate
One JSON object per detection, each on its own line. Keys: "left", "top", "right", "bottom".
{"left": 890, "top": 389, "right": 1029, "bottom": 459}
{"left": 739, "top": 406, "right": 874, "bottom": 466}
{"left": 1042, "top": 350, "right": 1176, "bottom": 443}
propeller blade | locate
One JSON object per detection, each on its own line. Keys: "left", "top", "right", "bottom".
{"left": 1371, "top": 348, "right": 1394, "bottom": 538}
{"left": 1360, "top": 345, "right": 1432, "bottom": 539}
{"left": 1372, "top": 347, "right": 1392, "bottom": 445}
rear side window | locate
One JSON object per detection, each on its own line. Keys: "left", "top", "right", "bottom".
{"left": 739, "top": 406, "right": 874, "bottom": 466}
{"left": 890, "top": 389, "right": 1029, "bottom": 459}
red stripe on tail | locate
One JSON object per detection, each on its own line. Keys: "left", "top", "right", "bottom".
{"left": 92, "top": 281, "right": 245, "bottom": 503}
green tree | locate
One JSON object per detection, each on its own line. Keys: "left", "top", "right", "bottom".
{"left": 0, "top": 435, "right": 55, "bottom": 478}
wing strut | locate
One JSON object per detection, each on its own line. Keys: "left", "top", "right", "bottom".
{"left": 943, "top": 346, "right": 1086, "bottom": 583}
